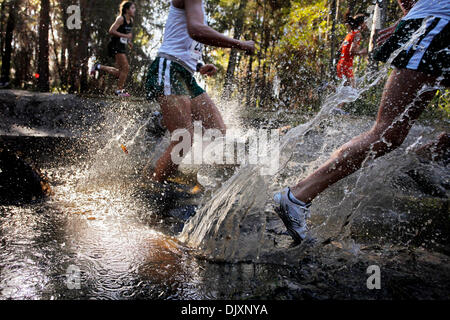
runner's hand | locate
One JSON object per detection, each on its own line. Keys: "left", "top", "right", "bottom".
{"left": 126, "top": 33, "right": 133, "bottom": 40}
{"left": 377, "top": 24, "right": 397, "bottom": 46}
{"left": 240, "top": 40, "right": 255, "bottom": 55}
{"left": 128, "top": 41, "right": 133, "bottom": 49}
{"left": 199, "top": 64, "right": 217, "bottom": 77}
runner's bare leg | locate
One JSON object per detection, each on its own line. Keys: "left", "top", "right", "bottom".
{"left": 115, "top": 53, "right": 130, "bottom": 91}
{"left": 191, "top": 93, "right": 226, "bottom": 134}
{"left": 291, "top": 68, "right": 438, "bottom": 203}
{"left": 151, "top": 95, "right": 193, "bottom": 182}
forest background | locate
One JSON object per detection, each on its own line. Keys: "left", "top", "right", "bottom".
{"left": 0, "top": 0, "right": 448, "bottom": 118}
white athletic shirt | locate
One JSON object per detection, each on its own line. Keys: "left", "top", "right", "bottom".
{"left": 403, "top": 0, "right": 450, "bottom": 21}
{"left": 158, "top": 1, "right": 207, "bottom": 72}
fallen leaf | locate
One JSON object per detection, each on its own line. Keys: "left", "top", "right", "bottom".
{"left": 190, "top": 185, "right": 202, "bottom": 195}
{"left": 121, "top": 144, "right": 129, "bottom": 154}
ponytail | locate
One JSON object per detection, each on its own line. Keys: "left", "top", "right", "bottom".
{"left": 119, "top": 1, "right": 134, "bottom": 16}
{"left": 345, "top": 10, "right": 368, "bottom": 30}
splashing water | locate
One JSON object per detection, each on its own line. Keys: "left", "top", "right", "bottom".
{"left": 179, "top": 19, "right": 449, "bottom": 265}
{"left": 0, "top": 97, "right": 215, "bottom": 299}
{"left": 1, "top": 18, "right": 448, "bottom": 300}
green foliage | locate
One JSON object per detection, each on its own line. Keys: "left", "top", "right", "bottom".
{"left": 429, "top": 89, "right": 450, "bottom": 120}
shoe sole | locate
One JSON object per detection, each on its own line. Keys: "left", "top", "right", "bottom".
{"left": 274, "top": 205, "right": 303, "bottom": 244}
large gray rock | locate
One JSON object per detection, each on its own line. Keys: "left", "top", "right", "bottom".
{"left": 0, "top": 89, "right": 108, "bottom": 135}
{"left": 0, "top": 146, "right": 51, "bottom": 204}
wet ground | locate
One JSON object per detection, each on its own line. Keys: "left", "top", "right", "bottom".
{"left": 1, "top": 90, "right": 449, "bottom": 300}
{"left": 1, "top": 134, "right": 449, "bottom": 300}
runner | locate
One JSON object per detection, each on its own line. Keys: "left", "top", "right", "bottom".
{"left": 144, "top": 0, "right": 255, "bottom": 183}
{"left": 336, "top": 11, "right": 368, "bottom": 88}
{"left": 90, "top": 1, "right": 136, "bottom": 97}
{"left": 273, "top": 0, "right": 449, "bottom": 244}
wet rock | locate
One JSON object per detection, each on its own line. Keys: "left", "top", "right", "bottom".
{"left": 351, "top": 195, "right": 449, "bottom": 251}
{"left": 168, "top": 205, "right": 197, "bottom": 222}
{"left": 167, "top": 206, "right": 198, "bottom": 234}
{"left": 0, "top": 146, "right": 51, "bottom": 204}
{"left": 415, "top": 132, "right": 450, "bottom": 165}
{"left": 406, "top": 167, "right": 447, "bottom": 198}
{"left": 0, "top": 89, "right": 124, "bottom": 135}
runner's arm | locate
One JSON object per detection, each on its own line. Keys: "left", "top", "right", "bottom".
{"left": 109, "top": 16, "right": 131, "bottom": 39}
{"left": 351, "top": 33, "right": 368, "bottom": 56}
{"left": 199, "top": 64, "right": 217, "bottom": 77}
{"left": 185, "top": 0, "right": 254, "bottom": 54}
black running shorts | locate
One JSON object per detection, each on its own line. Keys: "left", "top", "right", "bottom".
{"left": 373, "top": 17, "right": 449, "bottom": 85}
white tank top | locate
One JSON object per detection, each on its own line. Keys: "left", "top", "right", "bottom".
{"left": 158, "top": 1, "right": 207, "bottom": 72}
{"left": 403, "top": 0, "right": 450, "bottom": 21}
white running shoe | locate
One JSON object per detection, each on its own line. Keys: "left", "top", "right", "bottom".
{"left": 273, "top": 187, "right": 311, "bottom": 244}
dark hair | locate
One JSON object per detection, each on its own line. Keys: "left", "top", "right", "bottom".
{"left": 344, "top": 10, "right": 368, "bottom": 30}
{"left": 120, "top": 1, "right": 134, "bottom": 16}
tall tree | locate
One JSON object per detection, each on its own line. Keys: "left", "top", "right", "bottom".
{"left": 329, "top": 0, "right": 338, "bottom": 73}
{"left": 222, "top": 0, "right": 248, "bottom": 99}
{"left": 1, "top": 0, "right": 21, "bottom": 85}
{"left": 0, "top": 0, "right": 6, "bottom": 59}
{"left": 368, "top": 0, "right": 385, "bottom": 71}
{"left": 78, "top": 0, "right": 91, "bottom": 93}
{"left": 13, "top": 2, "right": 35, "bottom": 88}
{"left": 38, "top": 0, "right": 50, "bottom": 91}
{"left": 59, "top": 0, "right": 70, "bottom": 89}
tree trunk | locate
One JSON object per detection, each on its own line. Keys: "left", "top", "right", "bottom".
{"left": 222, "top": 0, "right": 248, "bottom": 99}
{"left": 368, "top": 0, "right": 385, "bottom": 70}
{"left": 325, "top": 1, "right": 331, "bottom": 42}
{"left": 245, "top": 54, "right": 254, "bottom": 107}
{"left": 62, "top": 0, "right": 79, "bottom": 93}
{"left": 50, "top": 17, "right": 63, "bottom": 87}
{"left": 60, "top": 40, "right": 67, "bottom": 88}
{"left": 59, "top": 0, "right": 69, "bottom": 89}
{"left": 78, "top": 0, "right": 91, "bottom": 93}
{"left": 329, "top": 0, "right": 337, "bottom": 73}
{"left": 335, "top": 0, "right": 340, "bottom": 22}
{"left": 67, "top": 33, "right": 79, "bottom": 93}
{"left": 245, "top": 9, "right": 258, "bottom": 108}
{"left": 38, "top": 0, "right": 50, "bottom": 92}
{"left": 1, "top": 0, "right": 21, "bottom": 85}
{"left": 369, "top": 1, "right": 383, "bottom": 52}
{"left": 0, "top": 0, "right": 6, "bottom": 58}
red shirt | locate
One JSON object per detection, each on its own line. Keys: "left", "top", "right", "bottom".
{"left": 339, "top": 30, "right": 361, "bottom": 67}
